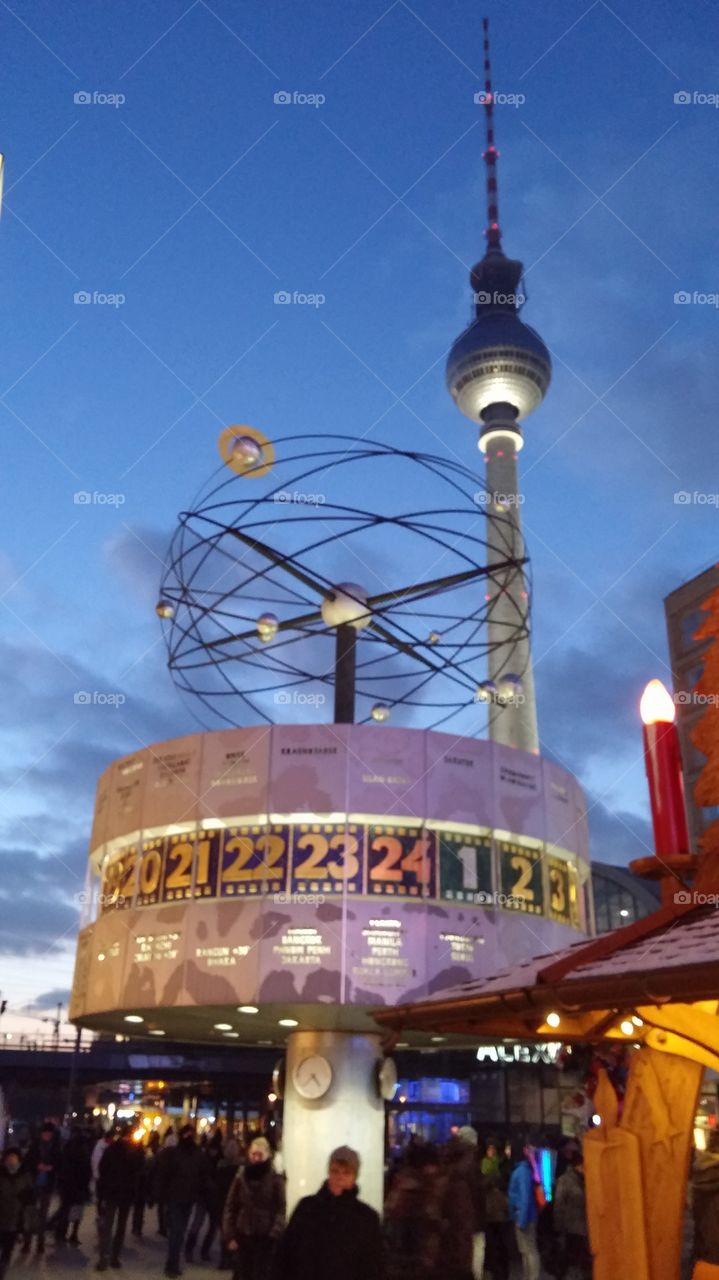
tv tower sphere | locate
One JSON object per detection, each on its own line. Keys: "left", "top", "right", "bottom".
{"left": 446, "top": 270, "right": 552, "bottom": 423}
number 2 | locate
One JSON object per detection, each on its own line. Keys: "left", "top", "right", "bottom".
{"left": 510, "top": 854, "right": 535, "bottom": 902}
{"left": 222, "top": 836, "right": 254, "bottom": 882}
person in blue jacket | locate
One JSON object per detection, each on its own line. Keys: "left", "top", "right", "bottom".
{"left": 508, "top": 1138, "right": 540, "bottom": 1280}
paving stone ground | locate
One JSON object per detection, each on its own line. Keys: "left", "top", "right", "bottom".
{"left": 5, "top": 1232, "right": 221, "bottom": 1279}
{"left": 4, "top": 1228, "right": 528, "bottom": 1278}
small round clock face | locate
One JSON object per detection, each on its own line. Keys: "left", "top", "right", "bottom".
{"left": 292, "top": 1054, "right": 333, "bottom": 1100}
{"left": 378, "top": 1056, "right": 398, "bottom": 1100}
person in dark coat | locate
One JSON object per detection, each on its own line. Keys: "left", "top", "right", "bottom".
{"left": 21, "top": 1121, "right": 61, "bottom": 1256}
{"left": 95, "top": 1125, "right": 144, "bottom": 1271}
{"left": 693, "top": 1131, "right": 719, "bottom": 1268}
{"left": 132, "top": 1131, "right": 160, "bottom": 1239}
{"left": 185, "top": 1131, "right": 223, "bottom": 1262}
{"left": 0, "top": 1149, "right": 34, "bottom": 1278}
{"left": 384, "top": 1142, "right": 445, "bottom": 1279}
{"left": 222, "top": 1136, "right": 285, "bottom": 1279}
{"left": 54, "top": 1128, "right": 92, "bottom": 1244}
{"left": 439, "top": 1138, "right": 476, "bottom": 1280}
{"left": 553, "top": 1150, "right": 591, "bottom": 1280}
{"left": 482, "top": 1138, "right": 511, "bottom": 1280}
{"left": 215, "top": 1137, "right": 243, "bottom": 1268}
{"left": 453, "top": 1127, "right": 487, "bottom": 1278}
{"left": 155, "top": 1124, "right": 207, "bottom": 1278}
{"left": 272, "top": 1145, "right": 384, "bottom": 1280}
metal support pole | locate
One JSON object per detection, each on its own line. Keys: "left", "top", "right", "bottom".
{"left": 63, "top": 1025, "right": 82, "bottom": 1126}
{"left": 334, "top": 624, "right": 356, "bottom": 724}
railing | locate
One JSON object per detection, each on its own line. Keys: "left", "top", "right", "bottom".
{"left": 0, "top": 1035, "right": 93, "bottom": 1053}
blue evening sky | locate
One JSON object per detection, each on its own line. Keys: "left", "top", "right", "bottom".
{"left": 1, "top": 0, "right": 717, "bottom": 1015}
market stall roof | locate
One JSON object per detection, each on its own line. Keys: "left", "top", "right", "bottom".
{"left": 374, "top": 895, "right": 719, "bottom": 1041}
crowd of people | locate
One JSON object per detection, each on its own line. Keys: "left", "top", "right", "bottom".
{"left": 383, "top": 1128, "right": 592, "bottom": 1280}
{"left": 0, "top": 1118, "right": 600, "bottom": 1280}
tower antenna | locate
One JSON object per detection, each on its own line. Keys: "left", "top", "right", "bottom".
{"left": 482, "top": 17, "right": 501, "bottom": 252}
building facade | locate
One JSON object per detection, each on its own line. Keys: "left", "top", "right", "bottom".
{"left": 665, "top": 562, "right": 719, "bottom": 851}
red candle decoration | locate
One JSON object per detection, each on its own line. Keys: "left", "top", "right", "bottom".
{"left": 640, "top": 679, "right": 690, "bottom": 858}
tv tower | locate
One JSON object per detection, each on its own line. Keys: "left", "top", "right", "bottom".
{"left": 446, "top": 17, "right": 551, "bottom": 755}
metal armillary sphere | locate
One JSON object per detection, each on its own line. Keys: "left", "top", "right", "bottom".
{"left": 158, "top": 429, "right": 533, "bottom": 734}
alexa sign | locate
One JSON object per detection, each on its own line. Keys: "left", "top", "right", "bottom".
{"left": 476, "top": 1042, "right": 562, "bottom": 1065}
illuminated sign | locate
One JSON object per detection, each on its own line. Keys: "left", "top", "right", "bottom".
{"left": 367, "top": 825, "right": 435, "bottom": 898}
{"left": 98, "top": 821, "right": 579, "bottom": 929}
{"left": 547, "top": 854, "right": 580, "bottom": 927}
{"left": 273, "top": 926, "right": 331, "bottom": 967}
{"left": 291, "top": 824, "right": 363, "bottom": 894}
{"left": 351, "top": 919, "right": 413, "bottom": 988}
{"left": 497, "top": 840, "right": 544, "bottom": 916}
{"left": 476, "top": 1041, "right": 562, "bottom": 1065}
{"left": 438, "top": 830, "right": 492, "bottom": 903}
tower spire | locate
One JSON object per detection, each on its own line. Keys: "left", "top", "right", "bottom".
{"left": 482, "top": 17, "right": 502, "bottom": 253}
{"left": 446, "top": 16, "right": 553, "bottom": 754}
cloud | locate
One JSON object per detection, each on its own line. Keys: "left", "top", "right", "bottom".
{"left": 586, "top": 795, "right": 654, "bottom": 867}
{"left": 23, "top": 988, "right": 72, "bottom": 1014}
{"left": 536, "top": 642, "right": 645, "bottom": 770}
{"left": 104, "top": 525, "right": 170, "bottom": 605}
{"left": 0, "top": 841, "right": 86, "bottom": 956}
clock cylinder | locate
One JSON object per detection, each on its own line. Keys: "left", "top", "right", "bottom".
{"left": 282, "top": 1029, "right": 384, "bottom": 1213}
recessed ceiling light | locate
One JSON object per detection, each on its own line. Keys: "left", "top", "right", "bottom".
{"left": 238, "top": 1005, "right": 259, "bottom": 1014}
{"left": 431, "top": 1036, "right": 445, "bottom": 1043}
{"left": 149, "top": 1030, "right": 165, "bottom": 1037}
{"left": 124, "top": 1015, "right": 144, "bottom": 1024}
{"left": 258, "top": 1040, "right": 273, "bottom": 1046}
{"left": 214, "top": 1022, "right": 233, "bottom": 1031}
{"left": 278, "top": 1018, "right": 299, "bottom": 1028}
{"left": 396, "top": 1042, "right": 409, "bottom": 1048}
{"left": 223, "top": 1031, "right": 240, "bottom": 1039}
{"left": 546, "top": 1012, "right": 561, "bottom": 1029}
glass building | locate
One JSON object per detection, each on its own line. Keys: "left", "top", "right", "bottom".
{"left": 591, "top": 862, "right": 660, "bottom": 934}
